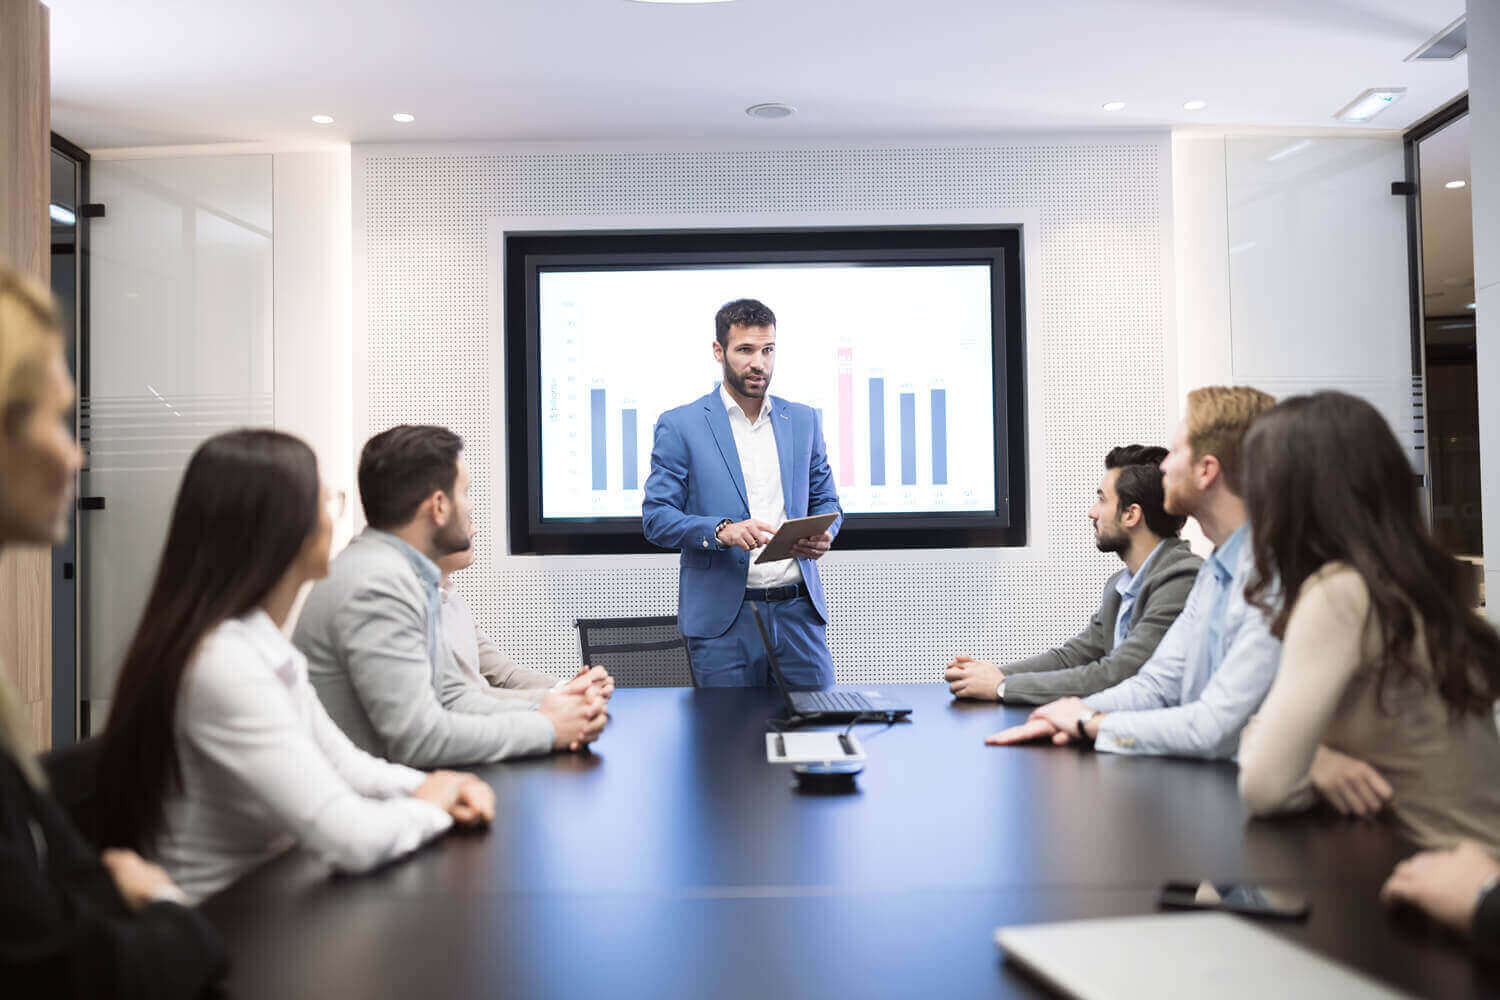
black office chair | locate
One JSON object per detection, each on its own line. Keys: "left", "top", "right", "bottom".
{"left": 40, "top": 736, "right": 104, "bottom": 849}
{"left": 575, "top": 615, "right": 696, "bottom": 688}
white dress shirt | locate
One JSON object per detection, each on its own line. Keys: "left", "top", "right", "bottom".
{"left": 157, "top": 609, "right": 453, "bottom": 903}
{"left": 720, "top": 384, "right": 803, "bottom": 589}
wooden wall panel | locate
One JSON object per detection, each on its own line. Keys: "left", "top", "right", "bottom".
{"left": 0, "top": 0, "right": 54, "bottom": 751}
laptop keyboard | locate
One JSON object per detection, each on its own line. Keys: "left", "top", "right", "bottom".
{"left": 804, "top": 690, "right": 875, "bottom": 713}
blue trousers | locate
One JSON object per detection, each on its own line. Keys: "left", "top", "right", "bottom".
{"left": 686, "top": 595, "right": 835, "bottom": 689}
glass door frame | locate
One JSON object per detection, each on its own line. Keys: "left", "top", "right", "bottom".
{"left": 50, "top": 131, "right": 89, "bottom": 744}
{"left": 1403, "top": 95, "right": 1469, "bottom": 529}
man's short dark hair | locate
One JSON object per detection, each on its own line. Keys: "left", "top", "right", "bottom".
{"left": 1105, "top": 444, "right": 1184, "bottom": 538}
{"left": 358, "top": 425, "right": 463, "bottom": 530}
{"left": 714, "top": 299, "right": 776, "bottom": 346}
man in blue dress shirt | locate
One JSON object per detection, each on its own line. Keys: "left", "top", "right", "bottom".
{"left": 642, "top": 299, "right": 843, "bottom": 688}
{"left": 989, "top": 386, "right": 1280, "bottom": 758}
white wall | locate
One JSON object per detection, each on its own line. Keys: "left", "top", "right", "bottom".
{"left": 354, "top": 136, "right": 1175, "bottom": 684}
{"left": 1169, "top": 130, "right": 1415, "bottom": 559}
{"left": 272, "top": 149, "right": 356, "bottom": 545}
{"left": 78, "top": 128, "right": 1420, "bottom": 695}
{"left": 1470, "top": 0, "right": 1500, "bottom": 625}
{"left": 1222, "top": 135, "right": 1414, "bottom": 455}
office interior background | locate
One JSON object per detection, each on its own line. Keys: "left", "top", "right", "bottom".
{"left": 0, "top": 1, "right": 1492, "bottom": 752}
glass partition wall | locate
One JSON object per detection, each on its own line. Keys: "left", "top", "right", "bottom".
{"left": 79, "top": 155, "right": 273, "bottom": 730}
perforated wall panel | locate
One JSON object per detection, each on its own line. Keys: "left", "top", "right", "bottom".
{"left": 357, "top": 139, "right": 1169, "bottom": 685}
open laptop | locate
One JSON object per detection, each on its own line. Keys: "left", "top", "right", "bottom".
{"left": 994, "top": 912, "right": 1411, "bottom": 1000}
{"left": 750, "top": 605, "right": 912, "bottom": 723}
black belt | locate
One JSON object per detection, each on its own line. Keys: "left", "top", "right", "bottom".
{"left": 744, "top": 582, "right": 809, "bottom": 603}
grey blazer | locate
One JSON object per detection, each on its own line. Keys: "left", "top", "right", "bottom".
{"left": 1001, "top": 538, "right": 1203, "bottom": 705}
{"left": 293, "top": 530, "right": 555, "bottom": 767}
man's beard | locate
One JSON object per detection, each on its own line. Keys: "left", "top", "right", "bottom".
{"left": 723, "top": 362, "right": 768, "bottom": 398}
{"left": 1162, "top": 480, "right": 1191, "bottom": 518}
{"left": 1094, "top": 520, "right": 1129, "bottom": 556}
{"left": 434, "top": 516, "right": 471, "bottom": 556}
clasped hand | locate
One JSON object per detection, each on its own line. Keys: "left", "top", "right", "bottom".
{"left": 413, "top": 771, "right": 495, "bottom": 826}
{"left": 945, "top": 654, "right": 1003, "bottom": 700}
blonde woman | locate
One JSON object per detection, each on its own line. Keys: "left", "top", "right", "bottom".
{"left": 0, "top": 267, "right": 226, "bottom": 995}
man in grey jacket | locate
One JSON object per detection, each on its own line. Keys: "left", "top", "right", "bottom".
{"left": 295, "top": 426, "right": 607, "bottom": 767}
{"left": 946, "top": 445, "right": 1202, "bottom": 706}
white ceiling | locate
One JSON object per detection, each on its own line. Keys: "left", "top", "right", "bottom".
{"left": 48, "top": 0, "right": 1468, "bottom": 150}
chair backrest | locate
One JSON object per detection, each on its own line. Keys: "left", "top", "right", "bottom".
{"left": 40, "top": 736, "right": 104, "bottom": 849}
{"left": 575, "top": 616, "right": 695, "bottom": 688}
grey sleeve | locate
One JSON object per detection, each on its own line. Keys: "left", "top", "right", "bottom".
{"left": 334, "top": 582, "right": 555, "bottom": 767}
{"left": 1000, "top": 579, "right": 1116, "bottom": 678}
{"left": 1002, "top": 566, "right": 1197, "bottom": 705}
{"left": 437, "top": 655, "right": 545, "bottom": 715}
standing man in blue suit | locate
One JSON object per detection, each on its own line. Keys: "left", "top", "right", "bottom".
{"left": 643, "top": 299, "right": 843, "bottom": 688}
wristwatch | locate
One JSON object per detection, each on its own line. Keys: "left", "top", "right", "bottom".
{"left": 714, "top": 518, "right": 733, "bottom": 544}
{"left": 1076, "top": 706, "right": 1098, "bottom": 742}
{"left": 994, "top": 679, "right": 1005, "bottom": 702}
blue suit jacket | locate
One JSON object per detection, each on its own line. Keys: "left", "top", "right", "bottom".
{"left": 642, "top": 389, "right": 843, "bottom": 639}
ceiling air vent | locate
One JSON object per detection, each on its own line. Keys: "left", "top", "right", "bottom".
{"left": 1406, "top": 16, "right": 1466, "bottom": 61}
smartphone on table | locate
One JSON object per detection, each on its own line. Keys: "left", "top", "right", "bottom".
{"left": 1157, "top": 881, "right": 1311, "bottom": 921}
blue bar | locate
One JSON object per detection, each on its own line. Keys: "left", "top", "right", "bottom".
{"left": 622, "top": 409, "right": 638, "bottom": 490}
{"left": 900, "top": 392, "right": 917, "bottom": 486}
{"left": 931, "top": 389, "right": 948, "bottom": 485}
{"left": 869, "top": 378, "right": 885, "bottom": 486}
{"left": 590, "top": 388, "right": 606, "bottom": 491}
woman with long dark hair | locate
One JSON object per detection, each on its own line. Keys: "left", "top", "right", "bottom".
{"left": 1237, "top": 391, "right": 1500, "bottom": 850}
{"left": 96, "top": 430, "right": 495, "bottom": 902}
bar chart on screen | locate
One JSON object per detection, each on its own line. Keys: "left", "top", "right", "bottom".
{"left": 538, "top": 264, "right": 998, "bottom": 521}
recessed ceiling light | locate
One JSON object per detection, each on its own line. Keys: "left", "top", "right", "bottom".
{"left": 1446, "top": 179, "right": 1468, "bottom": 189}
{"left": 746, "top": 102, "right": 795, "bottom": 120}
{"left": 311, "top": 114, "right": 335, "bottom": 125}
{"left": 1406, "top": 15, "right": 1467, "bottom": 62}
{"left": 392, "top": 112, "right": 415, "bottom": 123}
{"left": 1182, "top": 100, "right": 1207, "bottom": 111}
{"left": 1101, "top": 101, "right": 1126, "bottom": 112}
{"left": 1334, "top": 88, "right": 1405, "bottom": 123}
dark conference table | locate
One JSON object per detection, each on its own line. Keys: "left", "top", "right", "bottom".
{"left": 202, "top": 685, "right": 1497, "bottom": 998}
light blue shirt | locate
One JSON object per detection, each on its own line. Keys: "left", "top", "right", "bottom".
{"left": 1112, "top": 540, "right": 1166, "bottom": 650}
{"left": 1202, "top": 524, "right": 1249, "bottom": 676}
{"left": 1085, "top": 524, "right": 1281, "bottom": 759}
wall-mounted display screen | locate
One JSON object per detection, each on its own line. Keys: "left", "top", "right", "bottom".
{"left": 538, "top": 263, "right": 996, "bottom": 519}
{"left": 504, "top": 227, "right": 1027, "bottom": 554}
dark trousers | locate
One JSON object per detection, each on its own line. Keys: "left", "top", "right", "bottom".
{"left": 686, "top": 595, "right": 834, "bottom": 688}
